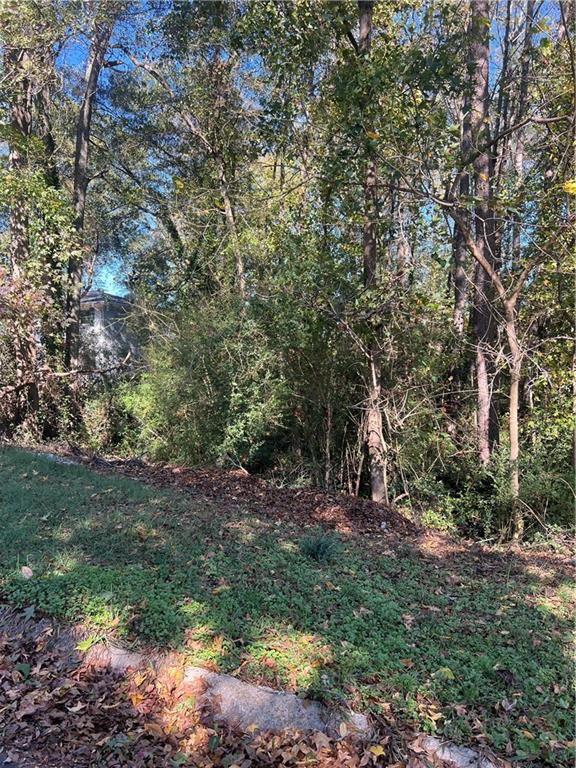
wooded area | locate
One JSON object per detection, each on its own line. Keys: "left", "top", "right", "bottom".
{"left": 0, "top": 0, "right": 574, "bottom": 540}
{"left": 0, "top": 4, "right": 575, "bottom": 766}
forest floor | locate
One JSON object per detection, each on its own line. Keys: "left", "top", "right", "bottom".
{"left": 0, "top": 444, "right": 573, "bottom": 767}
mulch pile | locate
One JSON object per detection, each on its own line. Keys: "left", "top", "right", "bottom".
{"left": 49, "top": 448, "right": 575, "bottom": 585}
{"left": 0, "top": 612, "right": 408, "bottom": 768}
{"left": 80, "top": 453, "right": 417, "bottom": 536}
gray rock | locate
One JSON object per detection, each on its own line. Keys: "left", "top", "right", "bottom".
{"left": 85, "top": 644, "right": 370, "bottom": 737}
{"left": 40, "top": 452, "right": 79, "bottom": 465}
{"left": 183, "top": 666, "right": 370, "bottom": 737}
{"left": 86, "top": 643, "right": 146, "bottom": 672}
{"left": 410, "top": 735, "right": 505, "bottom": 768}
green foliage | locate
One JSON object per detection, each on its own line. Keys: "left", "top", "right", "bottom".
{"left": 80, "top": 386, "right": 140, "bottom": 454}
{"left": 410, "top": 432, "right": 575, "bottom": 539}
{"left": 0, "top": 167, "right": 78, "bottom": 435}
{"left": 0, "top": 169, "right": 78, "bottom": 273}
{"left": 299, "top": 529, "right": 342, "bottom": 563}
{"left": 0, "top": 7, "right": 574, "bottom": 765}
{"left": 120, "top": 297, "right": 288, "bottom": 467}
{"left": 1, "top": 0, "right": 572, "bottom": 542}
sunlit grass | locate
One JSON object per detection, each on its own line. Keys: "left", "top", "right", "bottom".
{"left": 0, "top": 445, "right": 573, "bottom": 765}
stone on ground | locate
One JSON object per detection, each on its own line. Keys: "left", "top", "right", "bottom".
{"left": 183, "top": 666, "right": 370, "bottom": 737}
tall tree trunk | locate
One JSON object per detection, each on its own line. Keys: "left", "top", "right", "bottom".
{"left": 445, "top": 94, "right": 472, "bottom": 436}
{"left": 37, "top": 50, "right": 65, "bottom": 364}
{"left": 358, "top": 0, "right": 387, "bottom": 503}
{"left": 365, "top": 349, "right": 387, "bottom": 503}
{"left": 452, "top": 219, "right": 468, "bottom": 336}
{"left": 217, "top": 158, "right": 246, "bottom": 300}
{"left": 209, "top": 48, "right": 246, "bottom": 300}
{"left": 469, "top": 0, "right": 498, "bottom": 465}
{"left": 38, "top": 48, "right": 60, "bottom": 191}
{"left": 492, "top": 0, "right": 512, "bottom": 189}
{"left": 512, "top": 0, "right": 535, "bottom": 260}
{"left": 446, "top": 201, "right": 554, "bottom": 541}
{"left": 452, "top": 96, "right": 471, "bottom": 334}
{"left": 4, "top": 45, "right": 40, "bottom": 430}
{"left": 506, "top": 2, "right": 535, "bottom": 539}
{"left": 65, "top": 18, "right": 113, "bottom": 370}
{"left": 505, "top": 302, "right": 523, "bottom": 539}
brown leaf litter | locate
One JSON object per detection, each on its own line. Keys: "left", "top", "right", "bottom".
{"left": 0, "top": 609, "right": 411, "bottom": 767}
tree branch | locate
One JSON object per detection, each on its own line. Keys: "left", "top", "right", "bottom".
{"left": 121, "top": 48, "right": 213, "bottom": 154}
{"left": 0, "top": 354, "right": 132, "bottom": 399}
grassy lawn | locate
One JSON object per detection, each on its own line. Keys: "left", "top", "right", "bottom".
{"left": 0, "top": 446, "right": 573, "bottom": 765}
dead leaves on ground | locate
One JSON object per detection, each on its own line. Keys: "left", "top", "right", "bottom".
{"left": 0, "top": 617, "right": 402, "bottom": 767}
{"left": 84, "top": 455, "right": 415, "bottom": 537}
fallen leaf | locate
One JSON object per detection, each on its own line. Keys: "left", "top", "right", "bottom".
{"left": 432, "top": 666, "right": 455, "bottom": 680}
{"left": 402, "top": 613, "right": 415, "bottom": 630}
{"left": 313, "top": 731, "right": 331, "bottom": 750}
{"left": 75, "top": 634, "right": 101, "bottom": 652}
{"left": 144, "top": 722, "right": 165, "bottom": 739}
{"left": 132, "top": 670, "right": 147, "bottom": 687}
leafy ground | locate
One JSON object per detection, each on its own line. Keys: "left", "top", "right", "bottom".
{"left": 1, "top": 610, "right": 392, "bottom": 768}
{"left": 0, "top": 445, "right": 574, "bottom": 766}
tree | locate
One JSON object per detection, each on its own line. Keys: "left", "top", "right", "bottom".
{"left": 0, "top": 1, "right": 71, "bottom": 432}
{"left": 1, "top": 0, "right": 572, "bottom": 540}
{"left": 468, "top": 0, "right": 498, "bottom": 466}
{"left": 356, "top": 0, "right": 387, "bottom": 503}
{"left": 2, "top": 35, "right": 38, "bottom": 429}
{"left": 65, "top": 6, "right": 116, "bottom": 370}
{"left": 443, "top": 2, "right": 574, "bottom": 536}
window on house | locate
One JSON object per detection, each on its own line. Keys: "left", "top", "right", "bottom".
{"left": 80, "top": 308, "right": 95, "bottom": 325}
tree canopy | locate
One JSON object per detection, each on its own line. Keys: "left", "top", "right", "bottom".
{"left": 0, "top": 0, "right": 574, "bottom": 539}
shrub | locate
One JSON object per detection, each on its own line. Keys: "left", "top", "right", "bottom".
{"left": 300, "top": 529, "right": 342, "bottom": 563}
{"left": 81, "top": 385, "right": 139, "bottom": 454}
{"left": 119, "top": 296, "right": 289, "bottom": 467}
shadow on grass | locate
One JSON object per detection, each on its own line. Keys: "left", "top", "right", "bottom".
{"left": 1, "top": 609, "right": 356, "bottom": 768}
{"left": 0, "top": 446, "right": 574, "bottom": 766}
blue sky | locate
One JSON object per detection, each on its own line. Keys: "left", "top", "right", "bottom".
{"left": 20, "top": 0, "right": 561, "bottom": 300}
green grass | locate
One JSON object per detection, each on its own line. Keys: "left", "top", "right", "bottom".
{"left": 0, "top": 446, "right": 573, "bottom": 765}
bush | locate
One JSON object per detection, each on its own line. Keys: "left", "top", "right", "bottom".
{"left": 81, "top": 385, "right": 139, "bottom": 454}
{"left": 119, "top": 296, "right": 289, "bottom": 467}
{"left": 408, "top": 431, "right": 574, "bottom": 539}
